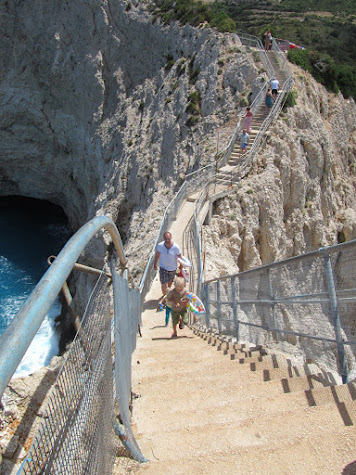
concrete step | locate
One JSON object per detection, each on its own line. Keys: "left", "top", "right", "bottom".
{"left": 130, "top": 427, "right": 356, "bottom": 475}
{"left": 133, "top": 387, "right": 356, "bottom": 473}
{"left": 186, "top": 192, "right": 200, "bottom": 202}
{"left": 193, "top": 330, "right": 341, "bottom": 388}
{"left": 134, "top": 372, "right": 356, "bottom": 431}
{"left": 127, "top": 299, "right": 356, "bottom": 475}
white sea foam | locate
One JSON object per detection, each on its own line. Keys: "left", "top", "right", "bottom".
{"left": 1, "top": 255, "right": 61, "bottom": 377}
{"left": 14, "top": 301, "right": 61, "bottom": 378}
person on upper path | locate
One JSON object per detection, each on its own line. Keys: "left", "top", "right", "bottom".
{"left": 270, "top": 77, "right": 280, "bottom": 101}
{"left": 264, "top": 29, "right": 272, "bottom": 51}
{"left": 240, "top": 129, "right": 249, "bottom": 157}
{"left": 244, "top": 107, "right": 253, "bottom": 133}
{"left": 265, "top": 88, "right": 273, "bottom": 114}
{"left": 154, "top": 231, "right": 182, "bottom": 299}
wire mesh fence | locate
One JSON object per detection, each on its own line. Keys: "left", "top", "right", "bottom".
{"left": 139, "top": 165, "right": 215, "bottom": 303}
{"left": 194, "top": 241, "right": 356, "bottom": 384}
{"left": 112, "top": 264, "right": 146, "bottom": 463}
{"left": 18, "top": 269, "right": 118, "bottom": 475}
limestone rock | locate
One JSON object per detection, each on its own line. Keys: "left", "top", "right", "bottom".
{"left": 204, "top": 64, "right": 356, "bottom": 277}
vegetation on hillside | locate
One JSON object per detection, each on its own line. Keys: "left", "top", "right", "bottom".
{"left": 148, "top": 0, "right": 356, "bottom": 98}
{"left": 287, "top": 49, "right": 356, "bottom": 98}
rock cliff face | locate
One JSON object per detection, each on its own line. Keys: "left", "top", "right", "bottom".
{"left": 204, "top": 64, "right": 356, "bottom": 278}
{"left": 0, "top": 0, "right": 260, "bottom": 245}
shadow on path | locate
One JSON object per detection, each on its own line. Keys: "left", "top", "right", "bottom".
{"left": 342, "top": 460, "right": 356, "bottom": 474}
{"left": 152, "top": 336, "right": 194, "bottom": 341}
{"left": 143, "top": 299, "right": 161, "bottom": 310}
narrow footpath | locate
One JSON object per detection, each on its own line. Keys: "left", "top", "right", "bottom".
{"left": 115, "top": 200, "right": 356, "bottom": 475}
{"left": 114, "top": 51, "right": 356, "bottom": 474}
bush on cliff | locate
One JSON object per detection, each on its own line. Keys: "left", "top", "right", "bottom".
{"left": 288, "top": 48, "right": 356, "bottom": 98}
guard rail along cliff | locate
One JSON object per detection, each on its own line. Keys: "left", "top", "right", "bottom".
{"left": 0, "top": 216, "right": 146, "bottom": 473}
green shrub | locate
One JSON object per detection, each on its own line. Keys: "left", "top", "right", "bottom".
{"left": 309, "top": 51, "right": 338, "bottom": 92}
{"left": 186, "top": 90, "right": 201, "bottom": 115}
{"left": 336, "top": 63, "right": 356, "bottom": 98}
{"left": 287, "top": 49, "right": 312, "bottom": 73}
{"left": 176, "top": 59, "right": 186, "bottom": 76}
{"left": 210, "top": 11, "right": 236, "bottom": 33}
{"left": 186, "top": 102, "right": 200, "bottom": 115}
{"left": 186, "top": 115, "right": 199, "bottom": 127}
{"left": 288, "top": 48, "right": 344, "bottom": 94}
{"left": 165, "top": 54, "right": 175, "bottom": 71}
{"left": 283, "top": 89, "right": 297, "bottom": 110}
{"left": 189, "top": 67, "right": 200, "bottom": 84}
{"left": 188, "top": 90, "right": 201, "bottom": 104}
{"left": 239, "top": 96, "right": 249, "bottom": 107}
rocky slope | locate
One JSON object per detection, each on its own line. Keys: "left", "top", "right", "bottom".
{"left": 204, "top": 63, "right": 356, "bottom": 278}
{"left": 0, "top": 0, "right": 260, "bottom": 250}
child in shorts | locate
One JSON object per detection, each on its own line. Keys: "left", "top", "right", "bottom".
{"left": 166, "top": 276, "right": 189, "bottom": 338}
{"left": 240, "top": 129, "right": 249, "bottom": 157}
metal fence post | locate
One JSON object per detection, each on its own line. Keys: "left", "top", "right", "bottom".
{"left": 323, "top": 253, "right": 348, "bottom": 383}
{"left": 267, "top": 269, "right": 277, "bottom": 343}
{"left": 204, "top": 283, "right": 210, "bottom": 329}
{"left": 216, "top": 280, "right": 222, "bottom": 334}
{"left": 231, "top": 276, "right": 239, "bottom": 341}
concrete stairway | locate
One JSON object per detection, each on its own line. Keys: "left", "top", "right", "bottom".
{"left": 112, "top": 197, "right": 356, "bottom": 475}
{"left": 267, "top": 50, "right": 289, "bottom": 86}
{"left": 111, "top": 51, "right": 356, "bottom": 475}
{"left": 227, "top": 50, "right": 287, "bottom": 168}
{"left": 181, "top": 52, "right": 290, "bottom": 199}
{"left": 228, "top": 109, "right": 266, "bottom": 167}
{"left": 116, "top": 317, "right": 356, "bottom": 474}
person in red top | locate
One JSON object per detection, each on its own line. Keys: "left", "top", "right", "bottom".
{"left": 244, "top": 107, "right": 253, "bottom": 133}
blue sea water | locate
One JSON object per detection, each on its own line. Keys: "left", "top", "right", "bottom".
{"left": 0, "top": 198, "right": 71, "bottom": 377}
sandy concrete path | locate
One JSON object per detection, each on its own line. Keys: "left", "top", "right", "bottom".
{"left": 114, "top": 199, "right": 356, "bottom": 474}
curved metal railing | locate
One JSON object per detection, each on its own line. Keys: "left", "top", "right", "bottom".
{"left": 0, "top": 216, "right": 130, "bottom": 397}
{"left": 0, "top": 215, "right": 146, "bottom": 472}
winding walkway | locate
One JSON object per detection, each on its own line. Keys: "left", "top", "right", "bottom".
{"left": 118, "top": 199, "right": 356, "bottom": 474}
{"left": 114, "top": 50, "right": 356, "bottom": 474}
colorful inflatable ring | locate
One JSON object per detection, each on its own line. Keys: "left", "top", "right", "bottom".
{"left": 186, "top": 292, "right": 205, "bottom": 315}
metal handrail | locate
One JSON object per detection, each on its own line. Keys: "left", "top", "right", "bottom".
{"left": 0, "top": 215, "right": 129, "bottom": 398}
{"left": 139, "top": 163, "right": 215, "bottom": 300}
{"left": 217, "top": 33, "right": 275, "bottom": 169}
{"left": 236, "top": 31, "right": 274, "bottom": 78}
{"left": 204, "top": 239, "right": 356, "bottom": 285}
{"left": 188, "top": 39, "right": 294, "bottom": 295}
